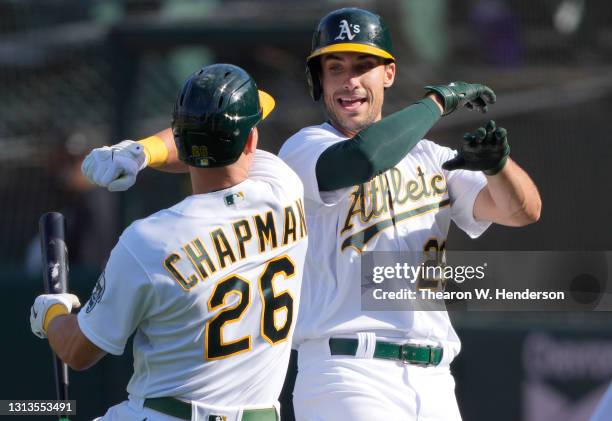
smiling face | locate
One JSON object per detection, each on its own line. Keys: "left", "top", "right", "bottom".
{"left": 320, "top": 52, "right": 395, "bottom": 137}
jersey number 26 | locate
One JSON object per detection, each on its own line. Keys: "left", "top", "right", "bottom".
{"left": 205, "top": 255, "right": 295, "bottom": 360}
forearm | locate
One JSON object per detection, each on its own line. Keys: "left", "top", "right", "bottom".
{"left": 139, "top": 128, "right": 188, "bottom": 173}
{"left": 476, "top": 159, "right": 541, "bottom": 226}
{"left": 316, "top": 97, "right": 442, "bottom": 191}
{"left": 47, "top": 314, "right": 106, "bottom": 371}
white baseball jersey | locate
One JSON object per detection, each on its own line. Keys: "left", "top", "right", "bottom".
{"left": 78, "top": 150, "right": 308, "bottom": 406}
{"left": 278, "top": 122, "right": 490, "bottom": 362}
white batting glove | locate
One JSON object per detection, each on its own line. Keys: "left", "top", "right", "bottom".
{"left": 81, "top": 140, "right": 148, "bottom": 192}
{"left": 30, "top": 293, "right": 81, "bottom": 339}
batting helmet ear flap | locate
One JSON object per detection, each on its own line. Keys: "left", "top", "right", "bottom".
{"left": 306, "top": 58, "right": 322, "bottom": 101}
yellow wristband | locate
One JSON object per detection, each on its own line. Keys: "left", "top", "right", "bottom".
{"left": 43, "top": 303, "right": 70, "bottom": 332}
{"left": 138, "top": 136, "right": 169, "bottom": 168}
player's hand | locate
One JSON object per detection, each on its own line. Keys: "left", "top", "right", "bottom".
{"left": 81, "top": 140, "right": 147, "bottom": 192}
{"left": 424, "top": 82, "right": 496, "bottom": 115}
{"left": 30, "top": 293, "right": 81, "bottom": 339}
{"left": 442, "top": 120, "right": 510, "bottom": 175}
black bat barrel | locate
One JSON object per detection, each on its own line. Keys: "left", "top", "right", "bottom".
{"left": 39, "top": 212, "right": 69, "bottom": 294}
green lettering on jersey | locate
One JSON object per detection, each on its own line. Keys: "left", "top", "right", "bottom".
{"left": 295, "top": 199, "right": 308, "bottom": 238}
{"left": 232, "top": 220, "right": 252, "bottom": 259}
{"left": 164, "top": 253, "right": 199, "bottom": 291}
{"left": 341, "top": 198, "right": 451, "bottom": 252}
{"left": 254, "top": 211, "right": 278, "bottom": 252}
{"left": 211, "top": 228, "right": 237, "bottom": 269}
{"left": 282, "top": 205, "right": 297, "bottom": 246}
{"left": 184, "top": 238, "right": 217, "bottom": 281}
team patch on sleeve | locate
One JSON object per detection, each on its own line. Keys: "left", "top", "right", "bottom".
{"left": 85, "top": 271, "right": 106, "bottom": 313}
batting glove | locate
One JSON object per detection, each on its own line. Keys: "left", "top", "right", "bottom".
{"left": 443, "top": 120, "right": 510, "bottom": 175}
{"left": 424, "top": 81, "right": 496, "bottom": 115}
{"left": 30, "top": 293, "right": 81, "bottom": 339}
{"left": 81, "top": 140, "right": 147, "bottom": 192}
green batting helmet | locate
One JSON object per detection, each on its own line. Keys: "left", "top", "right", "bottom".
{"left": 172, "top": 63, "right": 275, "bottom": 168}
{"left": 306, "top": 7, "right": 395, "bottom": 101}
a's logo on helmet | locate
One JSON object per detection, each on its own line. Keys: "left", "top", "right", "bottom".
{"left": 335, "top": 20, "right": 360, "bottom": 41}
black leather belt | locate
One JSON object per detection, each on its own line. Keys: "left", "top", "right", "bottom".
{"left": 329, "top": 338, "right": 443, "bottom": 366}
{"left": 143, "top": 397, "right": 278, "bottom": 421}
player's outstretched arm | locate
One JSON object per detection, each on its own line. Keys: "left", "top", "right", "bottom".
{"left": 29, "top": 293, "right": 106, "bottom": 371}
{"left": 81, "top": 128, "right": 186, "bottom": 191}
{"left": 425, "top": 81, "right": 496, "bottom": 115}
{"left": 443, "top": 120, "right": 541, "bottom": 226}
{"left": 138, "top": 128, "right": 185, "bottom": 173}
{"left": 473, "top": 158, "right": 541, "bottom": 226}
{"left": 316, "top": 82, "right": 495, "bottom": 192}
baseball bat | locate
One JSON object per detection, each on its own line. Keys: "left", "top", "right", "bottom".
{"left": 39, "top": 212, "right": 70, "bottom": 420}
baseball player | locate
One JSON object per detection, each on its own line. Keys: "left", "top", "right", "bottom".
{"left": 30, "top": 64, "right": 308, "bottom": 421}
{"left": 77, "top": 8, "right": 541, "bottom": 420}
{"left": 280, "top": 9, "right": 539, "bottom": 420}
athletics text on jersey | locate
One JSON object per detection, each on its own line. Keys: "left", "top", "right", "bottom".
{"left": 279, "top": 123, "right": 490, "bottom": 364}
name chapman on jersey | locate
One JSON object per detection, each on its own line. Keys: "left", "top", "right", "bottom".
{"left": 163, "top": 199, "right": 307, "bottom": 290}
{"left": 373, "top": 288, "right": 566, "bottom": 301}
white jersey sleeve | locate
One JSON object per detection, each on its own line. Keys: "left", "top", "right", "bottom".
{"left": 77, "top": 239, "right": 157, "bottom": 355}
{"left": 278, "top": 123, "right": 349, "bottom": 206}
{"left": 433, "top": 143, "right": 491, "bottom": 238}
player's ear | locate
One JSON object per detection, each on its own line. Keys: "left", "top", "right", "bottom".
{"left": 244, "top": 127, "right": 258, "bottom": 155}
{"left": 383, "top": 62, "right": 395, "bottom": 88}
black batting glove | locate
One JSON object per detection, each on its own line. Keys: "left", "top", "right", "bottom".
{"left": 442, "top": 120, "right": 510, "bottom": 175}
{"left": 424, "top": 81, "right": 496, "bottom": 115}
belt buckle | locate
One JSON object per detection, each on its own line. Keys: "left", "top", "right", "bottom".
{"left": 400, "top": 344, "right": 434, "bottom": 367}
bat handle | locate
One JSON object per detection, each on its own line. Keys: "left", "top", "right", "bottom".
{"left": 54, "top": 358, "right": 69, "bottom": 400}
{"left": 38, "top": 212, "right": 71, "bottom": 420}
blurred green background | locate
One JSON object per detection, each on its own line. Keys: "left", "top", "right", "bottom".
{"left": 1, "top": 0, "right": 612, "bottom": 420}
